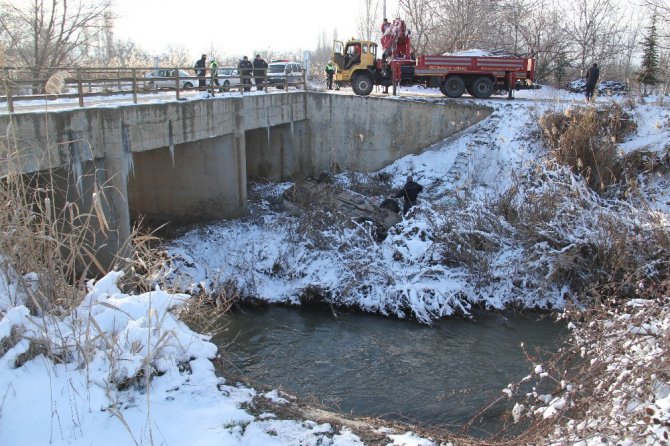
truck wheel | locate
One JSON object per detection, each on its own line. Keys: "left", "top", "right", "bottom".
{"left": 222, "top": 80, "right": 230, "bottom": 92}
{"left": 471, "top": 76, "right": 494, "bottom": 99}
{"left": 352, "top": 72, "right": 374, "bottom": 96}
{"left": 442, "top": 76, "right": 465, "bottom": 98}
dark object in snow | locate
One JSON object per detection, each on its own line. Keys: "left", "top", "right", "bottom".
{"left": 380, "top": 198, "right": 401, "bottom": 213}
{"left": 282, "top": 177, "right": 402, "bottom": 238}
{"left": 395, "top": 175, "right": 423, "bottom": 215}
{"left": 568, "top": 79, "right": 629, "bottom": 96}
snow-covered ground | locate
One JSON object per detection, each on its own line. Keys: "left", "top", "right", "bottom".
{"left": 164, "top": 85, "right": 670, "bottom": 323}
{"left": 1, "top": 85, "right": 670, "bottom": 445}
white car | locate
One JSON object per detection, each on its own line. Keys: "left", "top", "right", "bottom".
{"left": 266, "top": 61, "right": 303, "bottom": 89}
{"left": 144, "top": 69, "right": 195, "bottom": 89}
{"left": 216, "top": 68, "right": 242, "bottom": 92}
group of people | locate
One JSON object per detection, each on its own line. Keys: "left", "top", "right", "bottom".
{"left": 237, "top": 54, "right": 268, "bottom": 92}
{"left": 193, "top": 53, "right": 269, "bottom": 92}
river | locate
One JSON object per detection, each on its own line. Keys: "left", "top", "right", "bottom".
{"left": 209, "top": 306, "right": 565, "bottom": 436}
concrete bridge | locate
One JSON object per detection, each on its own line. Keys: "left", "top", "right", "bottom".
{"left": 0, "top": 92, "right": 492, "bottom": 271}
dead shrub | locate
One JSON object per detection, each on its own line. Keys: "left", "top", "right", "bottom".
{"left": 342, "top": 171, "right": 395, "bottom": 197}
{"left": 0, "top": 168, "right": 95, "bottom": 313}
{"left": 177, "top": 278, "right": 241, "bottom": 335}
{"left": 539, "top": 104, "right": 636, "bottom": 193}
{"left": 501, "top": 289, "right": 670, "bottom": 445}
{"left": 496, "top": 164, "right": 670, "bottom": 301}
{"left": 431, "top": 199, "right": 511, "bottom": 279}
{"left": 0, "top": 138, "right": 163, "bottom": 315}
{"left": 0, "top": 324, "right": 24, "bottom": 359}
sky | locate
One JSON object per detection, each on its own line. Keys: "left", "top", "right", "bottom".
{"left": 112, "top": 0, "right": 400, "bottom": 59}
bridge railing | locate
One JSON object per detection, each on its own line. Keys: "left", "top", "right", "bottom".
{"left": 0, "top": 66, "right": 308, "bottom": 113}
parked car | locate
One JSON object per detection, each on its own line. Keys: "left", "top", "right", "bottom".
{"left": 216, "top": 67, "right": 242, "bottom": 92}
{"left": 144, "top": 69, "right": 195, "bottom": 89}
{"left": 266, "top": 61, "right": 303, "bottom": 89}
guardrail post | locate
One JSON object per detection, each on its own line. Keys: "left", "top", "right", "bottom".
{"left": 77, "top": 69, "right": 84, "bottom": 107}
{"left": 175, "top": 67, "right": 180, "bottom": 100}
{"left": 3, "top": 67, "right": 14, "bottom": 113}
{"left": 131, "top": 68, "right": 138, "bottom": 104}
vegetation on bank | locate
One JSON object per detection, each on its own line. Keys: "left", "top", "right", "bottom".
{"left": 1, "top": 96, "right": 670, "bottom": 444}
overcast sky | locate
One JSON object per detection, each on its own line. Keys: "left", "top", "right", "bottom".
{"left": 112, "top": 0, "right": 400, "bottom": 59}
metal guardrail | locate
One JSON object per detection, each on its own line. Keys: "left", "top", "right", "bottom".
{"left": 0, "top": 66, "right": 308, "bottom": 113}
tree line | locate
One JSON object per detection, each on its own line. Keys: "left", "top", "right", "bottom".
{"left": 389, "top": 0, "right": 668, "bottom": 91}
{"left": 0, "top": 0, "right": 303, "bottom": 75}
{"left": 1, "top": 0, "right": 667, "bottom": 93}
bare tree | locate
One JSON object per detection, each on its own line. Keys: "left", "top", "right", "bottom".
{"left": 398, "top": 0, "right": 436, "bottom": 54}
{"left": 564, "top": 0, "right": 627, "bottom": 71}
{"left": 0, "top": 0, "right": 112, "bottom": 68}
{"left": 496, "top": 0, "right": 571, "bottom": 82}
{"left": 312, "top": 29, "right": 332, "bottom": 66}
{"left": 357, "top": 0, "right": 381, "bottom": 41}
{"left": 430, "top": 0, "right": 495, "bottom": 53}
{"left": 163, "top": 44, "right": 192, "bottom": 68}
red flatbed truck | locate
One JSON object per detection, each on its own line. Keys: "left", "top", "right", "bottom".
{"left": 332, "top": 18, "right": 538, "bottom": 98}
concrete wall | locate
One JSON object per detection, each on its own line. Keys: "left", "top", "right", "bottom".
{"left": 306, "top": 94, "right": 491, "bottom": 173}
{"left": 127, "top": 134, "right": 246, "bottom": 222}
{"left": 245, "top": 120, "right": 311, "bottom": 181}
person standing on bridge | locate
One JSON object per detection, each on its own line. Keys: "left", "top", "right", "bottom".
{"left": 194, "top": 54, "right": 207, "bottom": 90}
{"left": 395, "top": 175, "right": 423, "bottom": 215}
{"left": 253, "top": 54, "right": 268, "bottom": 92}
{"left": 238, "top": 56, "right": 253, "bottom": 92}
{"left": 325, "top": 61, "right": 335, "bottom": 90}
{"left": 209, "top": 58, "right": 219, "bottom": 92}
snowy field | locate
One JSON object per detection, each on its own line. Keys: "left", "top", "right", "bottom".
{"left": 1, "top": 85, "right": 670, "bottom": 445}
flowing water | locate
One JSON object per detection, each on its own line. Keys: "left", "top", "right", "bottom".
{"left": 210, "top": 306, "right": 565, "bottom": 436}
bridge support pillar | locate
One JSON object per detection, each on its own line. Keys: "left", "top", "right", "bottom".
{"left": 127, "top": 134, "right": 247, "bottom": 223}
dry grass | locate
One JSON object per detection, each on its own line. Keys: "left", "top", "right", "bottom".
{"left": 539, "top": 103, "right": 636, "bottom": 193}
{"left": 431, "top": 198, "right": 510, "bottom": 280}
{"left": 1, "top": 168, "right": 99, "bottom": 314}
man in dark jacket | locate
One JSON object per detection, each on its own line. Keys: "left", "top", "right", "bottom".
{"left": 253, "top": 54, "right": 268, "bottom": 91}
{"left": 395, "top": 175, "right": 423, "bottom": 215}
{"left": 585, "top": 63, "right": 600, "bottom": 102}
{"left": 194, "top": 54, "right": 207, "bottom": 90}
{"left": 238, "top": 56, "right": 253, "bottom": 92}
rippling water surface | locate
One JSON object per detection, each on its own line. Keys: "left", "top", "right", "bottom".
{"left": 210, "top": 306, "right": 565, "bottom": 435}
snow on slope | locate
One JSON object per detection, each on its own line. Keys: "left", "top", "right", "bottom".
{"left": 164, "top": 87, "right": 665, "bottom": 322}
